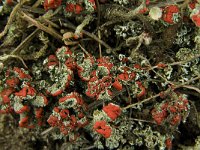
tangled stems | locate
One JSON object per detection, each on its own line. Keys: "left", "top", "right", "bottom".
{"left": 123, "top": 75, "right": 200, "bottom": 110}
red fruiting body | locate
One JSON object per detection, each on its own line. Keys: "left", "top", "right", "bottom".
{"left": 60, "top": 109, "right": 69, "bottom": 119}
{"left": 103, "top": 103, "right": 121, "bottom": 121}
{"left": 161, "top": 102, "right": 168, "bottom": 110}
{"left": 93, "top": 120, "right": 112, "bottom": 138}
{"left": 113, "top": 79, "right": 123, "bottom": 91}
{"left": 59, "top": 92, "right": 85, "bottom": 107}
{"left": 70, "top": 115, "right": 77, "bottom": 126}
{"left": 47, "top": 115, "right": 59, "bottom": 127}
{"left": 1, "top": 88, "right": 14, "bottom": 104}
{"left": 165, "top": 138, "right": 172, "bottom": 150}
{"left": 64, "top": 46, "right": 72, "bottom": 55}
{"left": 59, "top": 93, "right": 76, "bottom": 103}
{"left": 2, "top": 95, "right": 11, "bottom": 104}
{"left": 5, "top": 0, "right": 14, "bottom": 5}
{"left": 136, "top": 81, "right": 146, "bottom": 98}
{"left": 86, "top": 75, "right": 112, "bottom": 99}
{"left": 97, "top": 57, "right": 113, "bottom": 73}
{"left": 139, "top": 7, "right": 148, "bottom": 14}
{"left": 0, "top": 107, "right": 12, "bottom": 113}
{"left": 134, "top": 64, "right": 142, "bottom": 69}
{"left": 19, "top": 116, "right": 29, "bottom": 127}
{"left": 151, "top": 109, "right": 167, "bottom": 125}
{"left": 78, "top": 112, "right": 84, "bottom": 118}
{"left": 53, "top": 107, "right": 60, "bottom": 113}
{"left": 188, "top": 0, "right": 197, "bottom": 10}
{"left": 101, "top": 76, "right": 112, "bottom": 86}
{"left": 85, "top": 87, "right": 97, "bottom": 98}
{"left": 13, "top": 67, "right": 31, "bottom": 80}
{"left": 66, "top": 3, "right": 75, "bottom": 12}
{"left": 151, "top": 93, "right": 190, "bottom": 126}
{"left": 129, "top": 72, "right": 136, "bottom": 79}
{"left": 51, "top": 88, "right": 63, "bottom": 98}
{"left": 41, "top": 94, "right": 48, "bottom": 106}
{"left": 35, "top": 108, "right": 44, "bottom": 126}
{"left": 159, "top": 91, "right": 166, "bottom": 99}
{"left": 191, "top": 10, "right": 200, "bottom": 27}
{"left": 175, "top": 102, "right": 187, "bottom": 112}
{"left": 88, "top": 0, "right": 96, "bottom": 9}
{"left": 6, "top": 77, "right": 20, "bottom": 87}
{"left": 118, "top": 73, "right": 129, "bottom": 81}
{"left": 66, "top": 3, "right": 83, "bottom": 14}
{"left": 170, "top": 114, "right": 181, "bottom": 125}
{"left": 47, "top": 91, "right": 88, "bottom": 136}
{"left": 1, "top": 88, "right": 14, "bottom": 96}
{"left": 87, "top": 84, "right": 98, "bottom": 98}
{"left": 47, "top": 55, "right": 58, "bottom": 67}
{"left": 60, "top": 125, "right": 69, "bottom": 135}
{"left": 73, "top": 32, "right": 83, "bottom": 39}
{"left": 169, "top": 106, "right": 177, "bottom": 113}
{"left": 75, "top": 4, "right": 83, "bottom": 14}
{"left": 157, "top": 63, "right": 167, "bottom": 68}
{"left": 15, "top": 86, "right": 36, "bottom": 97}
{"left": 146, "top": 0, "right": 150, "bottom": 5}
{"left": 44, "top": 0, "right": 62, "bottom": 11}
{"left": 35, "top": 108, "right": 43, "bottom": 119}
{"left": 65, "top": 57, "right": 77, "bottom": 70}
{"left": 162, "top": 5, "right": 179, "bottom": 24}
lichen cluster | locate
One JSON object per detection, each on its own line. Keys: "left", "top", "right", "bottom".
{"left": 0, "top": 0, "right": 200, "bottom": 149}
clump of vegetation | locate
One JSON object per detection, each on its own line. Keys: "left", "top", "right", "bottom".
{"left": 0, "top": 0, "right": 200, "bottom": 149}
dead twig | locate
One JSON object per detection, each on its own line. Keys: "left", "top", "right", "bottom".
{"left": 82, "top": 29, "right": 114, "bottom": 54}
{"left": 41, "top": 127, "right": 54, "bottom": 136}
{"left": 20, "top": 11, "right": 63, "bottom": 41}
{"left": 0, "top": 55, "right": 28, "bottom": 68}
{"left": 62, "top": 21, "right": 116, "bottom": 56}
{"left": 78, "top": 44, "right": 90, "bottom": 56}
{"left": 94, "top": 0, "right": 102, "bottom": 57}
{"left": 0, "top": 3, "right": 22, "bottom": 40}
{"left": 40, "top": 18, "right": 60, "bottom": 29}
{"left": 32, "top": 0, "right": 43, "bottom": 8}
{"left": 122, "top": 92, "right": 161, "bottom": 110}
{"left": 181, "top": 85, "right": 200, "bottom": 94}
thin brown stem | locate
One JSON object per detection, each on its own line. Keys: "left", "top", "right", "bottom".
{"left": 78, "top": 44, "right": 90, "bottom": 56}
{"left": 20, "top": 11, "right": 63, "bottom": 41}
{"left": 122, "top": 92, "right": 160, "bottom": 110}
{"left": 0, "top": 55, "right": 28, "bottom": 68}
{"left": 181, "top": 85, "right": 200, "bottom": 94}
{"left": 41, "top": 127, "right": 54, "bottom": 136}
{"left": 0, "top": 3, "right": 22, "bottom": 40}
{"left": 11, "top": 29, "right": 40, "bottom": 55}
{"left": 32, "top": 0, "right": 43, "bottom": 8}
{"left": 151, "top": 54, "right": 200, "bottom": 70}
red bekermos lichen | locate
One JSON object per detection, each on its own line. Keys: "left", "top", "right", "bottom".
{"left": 162, "top": 5, "right": 180, "bottom": 24}
{"left": 93, "top": 120, "right": 112, "bottom": 138}
{"left": 151, "top": 92, "right": 190, "bottom": 126}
